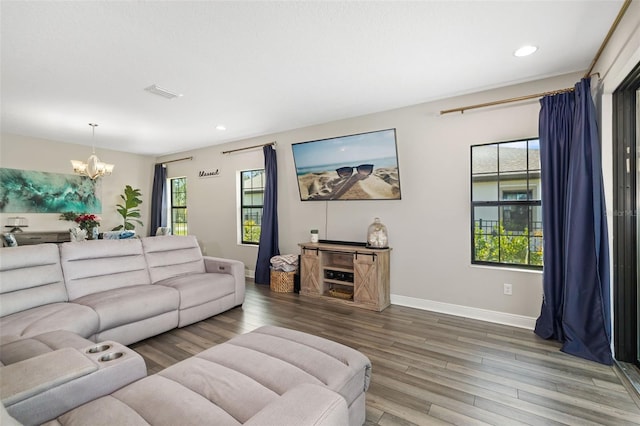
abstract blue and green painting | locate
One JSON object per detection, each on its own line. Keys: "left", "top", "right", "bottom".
{"left": 0, "top": 168, "right": 101, "bottom": 213}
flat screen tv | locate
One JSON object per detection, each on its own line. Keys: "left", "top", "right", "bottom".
{"left": 292, "top": 128, "right": 401, "bottom": 201}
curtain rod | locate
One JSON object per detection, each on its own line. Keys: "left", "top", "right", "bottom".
{"left": 221, "top": 141, "right": 276, "bottom": 155}
{"left": 439, "top": 87, "right": 576, "bottom": 115}
{"left": 440, "top": 0, "right": 631, "bottom": 116}
{"left": 156, "top": 156, "right": 193, "bottom": 165}
{"left": 584, "top": 0, "right": 631, "bottom": 78}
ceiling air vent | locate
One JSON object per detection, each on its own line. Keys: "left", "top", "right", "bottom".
{"left": 144, "top": 84, "right": 182, "bottom": 99}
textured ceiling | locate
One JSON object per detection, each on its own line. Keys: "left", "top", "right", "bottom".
{"left": 0, "top": 1, "right": 624, "bottom": 156}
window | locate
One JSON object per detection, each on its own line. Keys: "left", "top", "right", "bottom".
{"left": 240, "top": 169, "right": 265, "bottom": 244}
{"left": 471, "top": 138, "right": 542, "bottom": 268}
{"left": 170, "top": 177, "right": 187, "bottom": 236}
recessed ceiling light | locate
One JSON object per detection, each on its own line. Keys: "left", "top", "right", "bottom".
{"left": 514, "top": 45, "right": 538, "bottom": 57}
{"left": 215, "top": 125, "right": 226, "bottom": 131}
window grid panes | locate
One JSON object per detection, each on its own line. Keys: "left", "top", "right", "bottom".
{"left": 171, "top": 177, "right": 187, "bottom": 236}
{"left": 471, "top": 138, "right": 543, "bottom": 269}
{"left": 240, "top": 169, "right": 265, "bottom": 244}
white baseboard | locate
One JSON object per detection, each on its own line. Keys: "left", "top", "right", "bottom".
{"left": 390, "top": 294, "right": 536, "bottom": 330}
{"left": 245, "top": 269, "right": 255, "bottom": 279}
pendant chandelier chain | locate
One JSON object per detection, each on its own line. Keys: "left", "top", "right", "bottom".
{"left": 89, "top": 123, "right": 98, "bottom": 154}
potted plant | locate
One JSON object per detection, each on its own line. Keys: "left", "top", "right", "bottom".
{"left": 59, "top": 212, "right": 101, "bottom": 240}
{"left": 112, "top": 185, "right": 143, "bottom": 231}
{"left": 76, "top": 214, "right": 101, "bottom": 239}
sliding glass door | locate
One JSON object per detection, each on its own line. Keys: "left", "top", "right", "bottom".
{"left": 637, "top": 88, "right": 640, "bottom": 367}
{"left": 613, "top": 61, "right": 640, "bottom": 367}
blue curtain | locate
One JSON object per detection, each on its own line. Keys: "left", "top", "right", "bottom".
{"left": 535, "top": 91, "right": 574, "bottom": 342}
{"left": 534, "top": 78, "right": 612, "bottom": 365}
{"left": 149, "top": 164, "right": 167, "bottom": 236}
{"left": 255, "top": 145, "right": 280, "bottom": 284}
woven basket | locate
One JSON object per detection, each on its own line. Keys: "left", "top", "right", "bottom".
{"left": 270, "top": 270, "right": 295, "bottom": 293}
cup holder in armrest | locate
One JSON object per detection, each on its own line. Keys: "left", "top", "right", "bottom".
{"left": 98, "top": 352, "right": 124, "bottom": 362}
{"left": 86, "top": 344, "right": 112, "bottom": 354}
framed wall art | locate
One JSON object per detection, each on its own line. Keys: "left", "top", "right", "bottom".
{"left": 0, "top": 168, "right": 101, "bottom": 213}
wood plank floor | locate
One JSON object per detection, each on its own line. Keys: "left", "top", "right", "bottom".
{"left": 130, "top": 282, "right": 640, "bottom": 425}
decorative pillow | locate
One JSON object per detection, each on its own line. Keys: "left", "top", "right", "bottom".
{"left": 102, "top": 231, "right": 121, "bottom": 240}
{"left": 100, "top": 230, "right": 136, "bottom": 240}
{"left": 2, "top": 233, "right": 17, "bottom": 247}
{"left": 119, "top": 231, "right": 136, "bottom": 239}
{"left": 155, "top": 227, "right": 171, "bottom": 236}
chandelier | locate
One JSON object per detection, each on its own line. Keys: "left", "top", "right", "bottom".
{"left": 70, "top": 123, "right": 114, "bottom": 179}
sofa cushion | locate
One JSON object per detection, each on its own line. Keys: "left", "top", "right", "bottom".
{"left": 0, "top": 244, "right": 68, "bottom": 317}
{"left": 72, "top": 285, "right": 179, "bottom": 331}
{"left": 244, "top": 384, "right": 349, "bottom": 426}
{"left": 0, "top": 303, "right": 99, "bottom": 345}
{"left": 47, "top": 382, "right": 348, "bottom": 426}
{"left": 199, "top": 326, "right": 371, "bottom": 426}
{"left": 50, "top": 372, "right": 261, "bottom": 426}
{"left": 159, "top": 357, "right": 278, "bottom": 423}
{"left": 60, "top": 239, "right": 151, "bottom": 300}
{"left": 115, "top": 375, "right": 242, "bottom": 426}
{"left": 0, "top": 331, "right": 94, "bottom": 366}
{"left": 200, "top": 326, "right": 371, "bottom": 408}
{"left": 156, "top": 273, "right": 235, "bottom": 310}
{"left": 141, "top": 235, "right": 206, "bottom": 283}
{"left": 49, "top": 395, "right": 153, "bottom": 426}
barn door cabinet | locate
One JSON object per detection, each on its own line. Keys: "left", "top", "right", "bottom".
{"left": 298, "top": 242, "right": 390, "bottom": 311}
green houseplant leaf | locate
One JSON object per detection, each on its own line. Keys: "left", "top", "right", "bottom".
{"left": 112, "top": 185, "right": 143, "bottom": 231}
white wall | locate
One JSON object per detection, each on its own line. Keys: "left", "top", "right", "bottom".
{"left": 159, "top": 145, "right": 265, "bottom": 267}
{"left": 0, "top": 133, "right": 156, "bottom": 235}
{"left": 159, "top": 72, "right": 587, "bottom": 326}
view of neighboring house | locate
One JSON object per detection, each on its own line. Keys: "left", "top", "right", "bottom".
{"left": 471, "top": 139, "right": 542, "bottom": 267}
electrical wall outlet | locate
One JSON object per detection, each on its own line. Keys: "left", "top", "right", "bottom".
{"left": 503, "top": 283, "right": 513, "bottom": 295}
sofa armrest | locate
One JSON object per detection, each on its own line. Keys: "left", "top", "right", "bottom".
{"left": 3, "top": 342, "right": 146, "bottom": 425}
{"left": 203, "top": 256, "right": 245, "bottom": 306}
{"left": 0, "top": 348, "right": 96, "bottom": 406}
{"left": 245, "top": 384, "right": 348, "bottom": 426}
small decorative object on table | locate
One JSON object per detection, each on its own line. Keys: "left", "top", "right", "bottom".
{"left": 60, "top": 212, "right": 101, "bottom": 241}
{"left": 70, "top": 227, "right": 87, "bottom": 242}
{"left": 75, "top": 214, "right": 101, "bottom": 240}
{"left": 310, "top": 229, "right": 319, "bottom": 243}
{"left": 5, "top": 217, "right": 28, "bottom": 233}
{"left": 366, "top": 217, "right": 388, "bottom": 248}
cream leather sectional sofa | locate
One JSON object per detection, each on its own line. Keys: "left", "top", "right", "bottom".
{"left": 0, "top": 236, "right": 372, "bottom": 425}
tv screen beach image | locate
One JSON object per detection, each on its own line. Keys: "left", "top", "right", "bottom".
{"left": 292, "top": 129, "right": 401, "bottom": 201}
